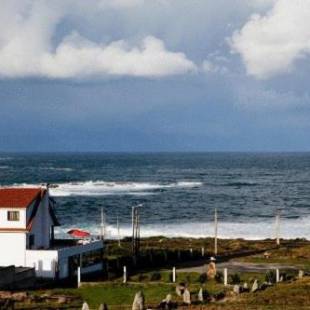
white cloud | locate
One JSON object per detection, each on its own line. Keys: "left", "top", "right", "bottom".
{"left": 230, "top": 0, "right": 310, "bottom": 79}
{"left": 202, "top": 60, "right": 228, "bottom": 75}
{"left": 0, "top": 0, "right": 196, "bottom": 79}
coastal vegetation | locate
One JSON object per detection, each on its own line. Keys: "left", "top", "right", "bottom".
{"left": 6, "top": 237, "right": 310, "bottom": 309}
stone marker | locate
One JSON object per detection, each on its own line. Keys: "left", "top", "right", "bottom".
{"left": 164, "top": 294, "right": 172, "bottom": 302}
{"left": 183, "top": 288, "right": 191, "bottom": 304}
{"left": 82, "top": 301, "right": 90, "bottom": 310}
{"left": 251, "top": 279, "right": 258, "bottom": 293}
{"left": 233, "top": 285, "right": 240, "bottom": 294}
{"left": 198, "top": 287, "right": 204, "bottom": 302}
{"left": 132, "top": 291, "right": 145, "bottom": 310}
{"left": 176, "top": 283, "right": 186, "bottom": 296}
{"left": 299, "top": 270, "right": 304, "bottom": 279}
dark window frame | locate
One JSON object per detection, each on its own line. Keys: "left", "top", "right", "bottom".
{"left": 7, "top": 210, "right": 20, "bottom": 221}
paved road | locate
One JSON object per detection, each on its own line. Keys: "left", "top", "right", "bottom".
{"left": 176, "top": 261, "right": 299, "bottom": 273}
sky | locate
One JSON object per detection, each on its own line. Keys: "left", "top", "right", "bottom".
{"left": 0, "top": 0, "right": 310, "bottom": 152}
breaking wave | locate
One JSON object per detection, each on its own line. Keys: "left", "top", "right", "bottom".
{"left": 56, "top": 216, "right": 310, "bottom": 240}
{"left": 39, "top": 167, "right": 74, "bottom": 172}
{"left": 49, "top": 180, "right": 203, "bottom": 197}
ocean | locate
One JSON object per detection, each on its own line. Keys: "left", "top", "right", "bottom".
{"left": 0, "top": 152, "right": 310, "bottom": 240}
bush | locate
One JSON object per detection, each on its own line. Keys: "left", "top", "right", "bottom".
{"left": 198, "top": 273, "right": 208, "bottom": 284}
{"left": 265, "top": 270, "right": 276, "bottom": 283}
{"left": 150, "top": 271, "right": 161, "bottom": 281}
{"left": 229, "top": 273, "right": 241, "bottom": 284}
{"left": 215, "top": 271, "right": 223, "bottom": 283}
{"left": 138, "top": 273, "right": 148, "bottom": 282}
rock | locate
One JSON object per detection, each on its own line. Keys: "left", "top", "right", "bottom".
{"left": 198, "top": 287, "right": 204, "bottom": 302}
{"left": 159, "top": 294, "right": 177, "bottom": 310}
{"left": 207, "top": 261, "right": 217, "bottom": 279}
{"left": 58, "top": 296, "right": 67, "bottom": 304}
{"left": 82, "top": 301, "right": 90, "bottom": 310}
{"left": 175, "top": 283, "right": 186, "bottom": 296}
{"left": 12, "top": 292, "right": 27, "bottom": 301}
{"left": 0, "top": 291, "right": 12, "bottom": 299}
{"left": 132, "top": 291, "right": 145, "bottom": 310}
{"left": 98, "top": 304, "right": 108, "bottom": 310}
{"left": 264, "top": 251, "right": 271, "bottom": 259}
{"left": 251, "top": 279, "right": 258, "bottom": 293}
{"left": 183, "top": 288, "right": 191, "bottom": 304}
{"left": 233, "top": 285, "right": 240, "bottom": 294}
{"left": 243, "top": 282, "right": 248, "bottom": 289}
{"left": 163, "top": 294, "right": 172, "bottom": 302}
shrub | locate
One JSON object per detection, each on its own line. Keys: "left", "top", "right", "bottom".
{"left": 138, "top": 273, "right": 148, "bottom": 282}
{"left": 229, "top": 273, "right": 241, "bottom": 284}
{"left": 265, "top": 270, "right": 276, "bottom": 283}
{"left": 215, "top": 271, "right": 223, "bottom": 283}
{"left": 150, "top": 271, "right": 161, "bottom": 281}
{"left": 198, "top": 273, "right": 208, "bottom": 284}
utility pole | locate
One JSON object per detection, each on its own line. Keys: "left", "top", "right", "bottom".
{"left": 214, "top": 208, "right": 218, "bottom": 256}
{"left": 117, "top": 215, "right": 121, "bottom": 247}
{"left": 132, "top": 205, "right": 141, "bottom": 257}
{"left": 275, "top": 209, "right": 281, "bottom": 246}
{"left": 101, "top": 208, "right": 106, "bottom": 241}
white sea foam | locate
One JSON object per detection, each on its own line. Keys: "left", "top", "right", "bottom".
{"left": 56, "top": 217, "right": 310, "bottom": 240}
{"left": 0, "top": 157, "right": 12, "bottom": 161}
{"left": 39, "top": 167, "right": 74, "bottom": 172}
{"left": 49, "top": 180, "right": 203, "bottom": 197}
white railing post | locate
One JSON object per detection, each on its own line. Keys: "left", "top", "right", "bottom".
{"left": 224, "top": 268, "right": 228, "bottom": 286}
{"left": 172, "top": 267, "right": 176, "bottom": 283}
{"left": 77, "top": 266, "right": 81, "bottom": 288}
{"left": 276, "top": 269, "right": 280, "bottom": 283}
{"left": 123, "top": 266, "right": 127, "bottom": 283}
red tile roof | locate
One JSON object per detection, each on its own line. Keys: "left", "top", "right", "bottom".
{"left": 0, "top": 188, "right": 43, "bottom": 209}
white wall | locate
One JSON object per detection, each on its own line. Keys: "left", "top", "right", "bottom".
{"left": 25, "top": 249, "right": 58, "bottom": 278}
{"left": 0, "top": 209, "right": 26, "bottom": 228}
{"left": 28, "top": 191, "right": 52, "bottom": 249}
{"left": 0, "top": 233, "right": 26, "bottom": 266}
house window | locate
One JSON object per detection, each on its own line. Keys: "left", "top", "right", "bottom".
{"left": 7, "top": 211, "right": 20, "bottom": 221}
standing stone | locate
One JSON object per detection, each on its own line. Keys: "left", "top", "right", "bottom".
{"left": 132, "top": 291, "right": 145, "bottom": 310}
{"left": 198, "top": 287, "right": 204, "bottom": 302}
{"left": 176, "top": 283, "right": 186, "bottom": 296}
{"left": 299, "top": 270, "right": 304, "bottom": 279}
{"left": 251, "top": 279, "right": 258, "bottom": 293}
{"left": 183, "top": 288, "right": 191, "bottom": 304}
{"left": 164, "top": 294, "right": 172, "bottom": 302}
{"left": 82, "top": 302, "right": 90, "bottom": 310}
{"left": 233, "top": 285, "right": 240, "bottom": 294}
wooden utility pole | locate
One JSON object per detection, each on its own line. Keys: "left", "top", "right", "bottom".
{"left": 117, "top": 215, "right": 121, "bottom": 247}
{"left": 275, "top": 209, "right": 281, "bottom": 246}
{"left": 214, "top": 208, "right": 218, "bottom": 256}
{"left": 132, "top": 206, "right": 141, "bottom": 257}
{"left": 101, "top": 208, "right": 106, "bottom": 241}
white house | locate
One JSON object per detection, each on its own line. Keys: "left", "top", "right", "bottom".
{"left": 0, "top": 187, "right": 104, "bottom": 279}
